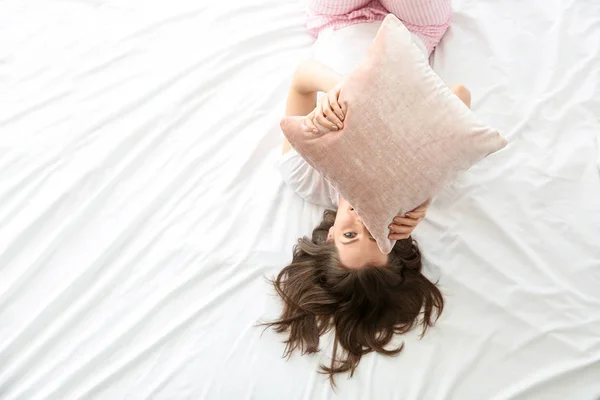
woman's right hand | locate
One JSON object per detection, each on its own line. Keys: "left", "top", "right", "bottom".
{"left": 388, "top": 200, "right": 431, "bottom": 240}
{"left": 304, "top": 86, "right": 345, "bottom": 133}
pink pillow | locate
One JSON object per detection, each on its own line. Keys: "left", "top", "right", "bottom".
{"left": 281, "top": 14, "right": 507, "bottom": 254}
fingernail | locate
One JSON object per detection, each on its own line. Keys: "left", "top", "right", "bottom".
{"left": 332, "top": 126, "right": 338, "bottom": 130}
{"left": 312, "top": 129, "right": 318, "bottom": 134}
{"left": 337, "top": 123, "right": 343, "bottom": 129}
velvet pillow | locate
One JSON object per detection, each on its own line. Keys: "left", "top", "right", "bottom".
{"left": 281, "top": 14, "right": 507, "bottom": 254}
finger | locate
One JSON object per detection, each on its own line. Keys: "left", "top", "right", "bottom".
{"left": 313, "top": 117, "right": 331, "bottom": 133}
{"left": 320, "top": 97, "right": 342, "bottom": 130}
{"left": 389, "top": 233, "right": 410, "bottom": 240}
{"left": 328, "top": 89, "right": 344, "bottom": 121}
{"left": 315, "top": 97, "right": 332, "bottom": 128}
{"left": 304, "top": 112, "right": 318, "bottom": 133}
{"left": 388, "top": 224, "right": 413, "bottom": 234}
{"left": 304, "top": 116, "right": 317, "bottom": 133}
{"left": 392, "top": 217, "right": 419, "bottom": 227}
{"left": 315, "top": 112, "right": 337, "bottom": 131}
{"left": 322, "top": 102, "right": 343, "bottom": 129}
{"left": 405, "top": 211, "right": 426, "bottom": 219}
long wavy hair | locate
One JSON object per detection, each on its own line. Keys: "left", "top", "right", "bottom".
{"left": 263, "top": 209, "right": 444, "bottom": 385}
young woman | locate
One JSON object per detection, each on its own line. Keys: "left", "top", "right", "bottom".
{"left": 265, "top": 0, "right": 471, "bottom": 384}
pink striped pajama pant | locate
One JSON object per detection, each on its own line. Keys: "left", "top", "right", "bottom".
{"left": 305, "top": 0, "right": 452, "bottom": 55}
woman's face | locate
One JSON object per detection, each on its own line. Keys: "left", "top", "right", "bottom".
{"left": 327, "top": 197, "right": 389, "bottom": 269}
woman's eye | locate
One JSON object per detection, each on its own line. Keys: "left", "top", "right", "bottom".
{"left": 344, "top": 232, "right": 356, "bottom": 238}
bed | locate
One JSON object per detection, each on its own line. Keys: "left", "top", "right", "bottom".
{"left": 1, "top": 0, "right": 599, "bottom": 398}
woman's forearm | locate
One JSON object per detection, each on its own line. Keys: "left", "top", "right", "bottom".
{"left": 281, "top": 60, "right": 343, "bottom": 154}
{"left": 292, "top": 60, "right": 343, "bottom": 95}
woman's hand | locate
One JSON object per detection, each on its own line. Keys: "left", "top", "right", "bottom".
{"left": 304, "top": 86, "right": 345, "bottom": 133}
{"left": 388, "top": 200, "right": 431, "bottom": 240}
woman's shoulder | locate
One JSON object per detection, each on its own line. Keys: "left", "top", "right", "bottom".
{"left": 277, "top": 149, "right": 339, "bottom": 208}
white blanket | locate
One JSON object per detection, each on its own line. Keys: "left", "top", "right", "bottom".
{"left": 0, "top": 0, "right": 599, "bottom": 398}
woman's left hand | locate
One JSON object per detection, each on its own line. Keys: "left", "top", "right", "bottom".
{"left": 388, "top": 200, "right": 431, "bottom": 240}
{"left": 304, "top": 86, "right": 345, "bottom": 133}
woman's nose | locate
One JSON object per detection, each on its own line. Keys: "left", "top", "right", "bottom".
{"left": 350, "top": 206, "right": 362, "bottom": 223}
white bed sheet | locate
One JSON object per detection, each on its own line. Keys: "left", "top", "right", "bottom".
{"left": 1, "top": 0, "right": 599, "bottom": 399}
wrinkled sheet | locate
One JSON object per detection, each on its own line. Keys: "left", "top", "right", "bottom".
{"left": 0, "top": 0, "right": 599, "bottom": 399}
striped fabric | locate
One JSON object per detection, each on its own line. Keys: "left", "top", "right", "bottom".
{"left": 306, "top": 0, "right": 452, "bottom": 54}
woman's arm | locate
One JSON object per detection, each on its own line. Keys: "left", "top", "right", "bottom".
{"left": 282, "top": 60, "right": 343, "bottom": 154}
{"left": 451, "top": 84, "right": 471, "bottom": 108}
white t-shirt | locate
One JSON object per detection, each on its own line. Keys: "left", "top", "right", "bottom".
{"left": 278, "top": 22, "right": 428, "bottom": 209}
{"left": 277, "top": 149, "right": 340, "bottom": 208}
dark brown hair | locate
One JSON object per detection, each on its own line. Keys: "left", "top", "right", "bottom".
{"left": 263, "top": 209, "right": 444, "bottom": 385}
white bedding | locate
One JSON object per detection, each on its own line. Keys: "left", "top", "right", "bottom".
{"left": 1, "top": 0, "right": 599, "bottom": 399}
